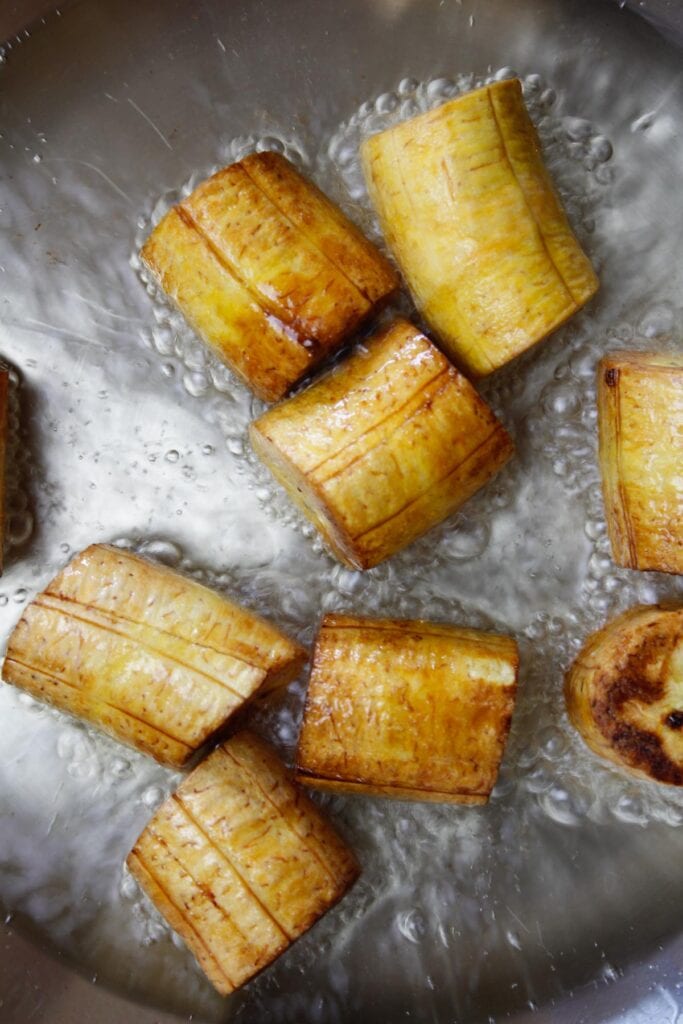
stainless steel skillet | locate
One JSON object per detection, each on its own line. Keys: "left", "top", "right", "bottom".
{"left": 1, "top": 1, "right": 683, "bottom": 1022}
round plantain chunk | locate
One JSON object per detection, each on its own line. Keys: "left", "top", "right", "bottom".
{"left": 565, "top": 604, "right": 683, "bottom": 785}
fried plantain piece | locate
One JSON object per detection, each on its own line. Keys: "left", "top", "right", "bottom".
{"left": 565, "top": 604, "right": 683, "bottom": 784}
{"left": 361, "top": 79, "right": 598, "bottom": 376}
{"left": 142, "top": 153, "right": 397, "bottom": 402}
{"left": 2, "top": 544, "right": 306, "bottom": 766}
{"left": 250, "top": 318, "right": 513, "bottom": 569}
{"left": 598, "top": 350, "right": 683, "bottom": 575}
{"left": 296, "top": 614, "right": 519, "bottom": 804}
{"left": 127, "top": 731, "right": 359, "bottom": 994}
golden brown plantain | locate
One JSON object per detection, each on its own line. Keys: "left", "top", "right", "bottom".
{"left": 296, "top": 614, "right": 519, "bottom": 803}
{"left": 249, "top": 317, "right": 514, "bottom": 570}
{"left": 127, "top": 730, "right": 359, "bottom": 995}
{"left": 141, "top": 153, "right": 397, "bottom": 402}
{"left": 565, "top": 604, "right": 683, "bottom": 784}
{"left": 361, "top": 79, "right": 598, "bottom": 377}
{"left": 2, "top": 544, "right": 306, "bottom": 767}
{"left": 0, "top": 366, "right": 8, "bottom": 574}
{"left": 598, "top": 351, "right": 683, "bottom": 575}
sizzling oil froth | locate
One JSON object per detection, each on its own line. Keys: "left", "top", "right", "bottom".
{"left": 0, "top": 63, "right": 682, "bottom": 1023}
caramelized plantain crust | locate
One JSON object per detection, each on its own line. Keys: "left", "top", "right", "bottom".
{"left": 565, "top": 605, "right": 683, "bottom": 784}
{"left": 361, "top": 79, "right": 598, "bottom": 377}
{"left": 296, "top": 614, "right": 519, "bottom": 803}
{"left": 127, "top": 731, "right": 359, "bottom": 995}
{"left": 250, "top": 318, "right": 514, "bottom": 569}
{"left": 141, "top": 153, "right": 397, "bottom": 402}
{"left": 598, "top": 351, "right": 683, "bottom": 575}
{"left": 2, "top": 544, "right": 306, "bottom": 767}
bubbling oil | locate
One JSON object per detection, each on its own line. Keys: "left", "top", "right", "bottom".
{"left": 1, "top": 66, "right": 682, "bottom": 1023}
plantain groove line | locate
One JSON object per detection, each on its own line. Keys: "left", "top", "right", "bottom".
{"left": 171, "top": 794, "right": 293, "bottom": 940}
{"left": 176, "top": 204, "right": 308, "bottom": 342}
{"left": 240, "top": 161, "right": 373, "bottom": 308}
{"left": 613, "top": 384, "right": 638, "bottom": 567}
{"left": 312, "top": 367, "right": 450, "bottom": 483}
{"left": 36, "top": 593, "right": 250, "bottom": 701}
{"left": 218, "top": 746, "right": 342, "bottom": 890}
{"left": 130, "top": 848, "right": 237, "bottom": 992}
{"left": 42, "top": 587, "right": 267, "bottom": 674}
{"left": 353, "top": 424, "right": 504, "bottom": 541}
{"left": 4, "top": 655, "right": 193, "bottom": 750}
{"left": 147, "top": 817, "right": 283, "bottom": 955}
{"left": 486, "top": 87, "right": 577, "bottom": 307}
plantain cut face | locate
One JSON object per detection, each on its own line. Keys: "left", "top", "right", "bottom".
{"left": 565, "top": 605, "right": 683, "bottom": 785}
{"left": 250, "top": 318, "right": 514, "bottom": 570}
{"left": 598, "top": 351, "right": 683, "bottom": 575}
{"left": 141, "top": 152, "right": 397, "bottom": 403}
{"left": 296, "top": 615, "right": 519, "bottom": 804}
{"left": 2, "top": 544, "right": 306, "bottom": 767}
{"left": 127, "top": 730, "right": 359, "bottom": 995}
{"left": 0, "top": 365, "right": 8, "bottom": 575}
{"left": 361, "top": 79, "right": 598, "bottom": 378}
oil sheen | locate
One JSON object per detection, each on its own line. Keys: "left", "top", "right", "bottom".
{"left": 0, "top": 47, "right": 682, "bottom": 1024}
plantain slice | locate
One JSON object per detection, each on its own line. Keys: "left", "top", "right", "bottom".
{"left": 2, "top": 544, "right": 306, "bottom": 767}
{"left": 565, "top": 604, "right": 683, "bottom": 785}
{"left": 361, "top": 79, "right": 598, "bottom": 377}
{"left": 250, "top": 318, "right": 514, "bottom": 570}
{"left": 0, "top": 365, "right": 7, "bottom": 575}
{"left": 127, "top": 730, "right": 359, "bottom": 995}
{"left": 296, "top": 614, "right": 519, "bottom": 804}
{"left": 598, "top": 351, "right": 683, "bottom": 575}
{"left": 142, "top": 154, "right": 397, "bottom": 403}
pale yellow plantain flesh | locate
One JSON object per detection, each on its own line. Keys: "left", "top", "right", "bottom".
{"left": 249, "top": 317, "right": 514, "bottom": 570}
{"left": 2, "top": 544, "right": 306, "bottom": 767}
{"left": 598, "top": 351, "right": 683, "bottom": 575}
{"left": 296, "top": 615, "right": 518, "bottom": 804}
{"left": 127, "top": 730, "right": 359, "bottom": 995}
{"left": 0, "top": 366, "right": 8, "bottom": 575}
{"left": 141, "top": 153, "right": 397, "bottom": 403}
{"left": 361, "top": 79, "right": 598, "bottom": 377}
{"left": 565, "top": 605, "right": 683, "bottom": 785}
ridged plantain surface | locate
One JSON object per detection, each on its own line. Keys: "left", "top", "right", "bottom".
{"left": 142, "top": 208, "right": 312, "bottom": 403}
{"left": 565, "top": 605, "right": 683, "bottom": 784}
{"left": 141, "top": 153, "right": 397, "bottom": 402}
{"left": 250, "top": 318, "right": 514, "bottom": 569}
{"left": 296, "top": 615, "right": 519, "bottom": 803}
{"left": 2, "top": 545, "right": 306, "bottom": 767}
{"left": 598, "top": 351, "right": 683, "bottom": 574}
{"left": 361, "top": 79, "right": 598, "bottom": 377}
{"left": 127, "top": 731, "right": 359, "bottom": 995}
{"left": 238, "top": 153, "right": 396, "bottom": 306}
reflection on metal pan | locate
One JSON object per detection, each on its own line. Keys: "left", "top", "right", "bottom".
{"left": 0, "top": 1, "right": 683, "bottom": 1022}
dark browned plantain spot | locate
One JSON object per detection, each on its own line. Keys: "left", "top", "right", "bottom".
{"left": 593, "top": 622, "right": 683, "bottom": 785}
